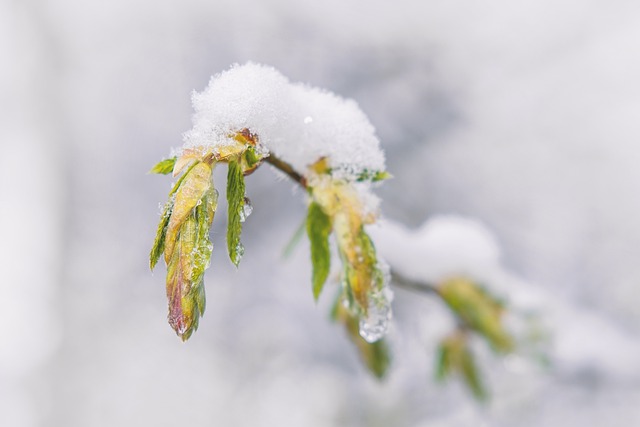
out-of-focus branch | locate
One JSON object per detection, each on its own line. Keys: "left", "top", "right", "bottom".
{"left": 389, "top": 270, "right": 439, "bottom": 295}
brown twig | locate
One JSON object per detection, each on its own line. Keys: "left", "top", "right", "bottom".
{"left": 389, "top": 270, "right": 440, "bottom": 295}
{"left": 265, "top": 154, "right": 307, "bottom": 188}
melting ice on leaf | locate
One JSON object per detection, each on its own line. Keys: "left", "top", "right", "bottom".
{"left": 150, "top": 152, "right": 216, "bottom": 341}
{"left": 332, "top": 292, "right": 391, "bottom": 379}
{"left": 306, "top": 165, "right": 392, "bottom": 342}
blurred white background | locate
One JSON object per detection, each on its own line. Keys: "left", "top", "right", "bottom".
{"left": 2, "top": 0, "right": 640, "bottom": 425}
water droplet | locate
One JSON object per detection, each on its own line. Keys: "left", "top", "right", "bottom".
{"left": 359, "top": 288, "right": 393, "bottom": 343}
{"left": 240, "top": 196, "right": 253, "bottom": 222}
{"left": 233, "top": 242, "right": 245, "bottom": 264}
{"left": 304, "top": 116, "right": 313, "bottom": 124}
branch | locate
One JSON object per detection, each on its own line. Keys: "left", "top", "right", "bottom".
{"left": 265, "top": 154, "right": 307, "bottom": 188}
{"left": 389, "top": 270, "right": 439, "bottom": 295}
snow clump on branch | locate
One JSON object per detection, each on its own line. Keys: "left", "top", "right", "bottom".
{"left": 182, "top": 62, "right": 386, "bottom": 182}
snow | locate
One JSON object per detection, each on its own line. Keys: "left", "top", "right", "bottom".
{"left": 372, "top": 215, "right": 640, "bottom": 381}
{"left": 370, "top": 215, "right": 502, "bottom": 285}
{"left": 183, "top": 62, "right": 386, "bottom": 181}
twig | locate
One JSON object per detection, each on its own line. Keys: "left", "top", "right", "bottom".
{"left": 265, "top": 154, "right": 307, "bottom": 188}
{"left": 390, "top": 270, "right": 439, "bottom": 295}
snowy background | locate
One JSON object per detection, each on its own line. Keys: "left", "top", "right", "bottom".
{"left": 2, "top": 0, "right": 640, "bottom": 425}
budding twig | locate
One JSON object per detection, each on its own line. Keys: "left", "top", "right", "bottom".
{"left": 263, "top": 153, "right": 440, "bottom": 296}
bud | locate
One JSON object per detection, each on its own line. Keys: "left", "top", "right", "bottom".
{"left": 150, "top": 156, "right": 216, "bottom": 340}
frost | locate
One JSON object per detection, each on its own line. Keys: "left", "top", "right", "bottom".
{"left": 239, "top": 197, "right": 253, "bottom": 222}
{"left": 182, "top": 62, "right": 385, "bottom": 184}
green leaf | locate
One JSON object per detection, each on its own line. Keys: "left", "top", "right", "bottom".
{"left": 435, "top": 341, "right": 452, "bottom": 381}
{"left": 150, "top": 157, "right": 177, "bottom": 175}
{"left": 436, "top": 333, "right": 488, "bottom": 401}
{"left": 439, "top": 278, "right": 514, "bottom": 353}
{"left": 227, "top": 159, "right": 246, "bottom": 266}
{"left": 356, "top": 169, "right": 392, "bottom": 182}
{"left": 364, "top": 339, "right": 392, "bottom": 379}
{"left": 306, "top": 202, "right": 332, "bottom": 300}
{"left": 244, "top": 146, "right": 261, "bottom": 168}
{"left": 149, "top": 200, "right": 173, "bottom": 270}
{"left": 373, "top": 171, "right": 392, "bottom": 182}
{"left": 460, "top": 347, "right": 487, "bottom": 401}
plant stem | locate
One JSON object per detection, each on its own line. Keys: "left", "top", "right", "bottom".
{"left": 265, "top": 154, "right": 307, "bottom": 188}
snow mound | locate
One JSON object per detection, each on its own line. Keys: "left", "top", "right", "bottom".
{"left": 370, "top": 215, "right": 502, "bottom": 284}
{"left": 183, "top": 62, "right": 385, "bottom": 181}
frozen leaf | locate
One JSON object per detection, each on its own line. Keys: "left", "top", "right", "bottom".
{"left": 149, "top": 200, "right": 173, "bottom": 270}
{"left": 333, "top": 294, "right": 391, "bottom": 379}
{"left": 358, "top": 290, "right": 392, "bottom": 343}
{"left": 306, "top": 201, "right": 332, "bottom": 300}
{"left": 164, "top": 161, "right": 213, "bottom": 263}
{"left": 150, "top": 157, "right": 177, "bottom": 175}
{"left": 227, "top": 159, "right": 246, "bottom": 266}
{"left": 191, "top": 187, "right": 217, "bottom": 286}
{"left": 166, "top": 214, "right": 202, "bottom": 341}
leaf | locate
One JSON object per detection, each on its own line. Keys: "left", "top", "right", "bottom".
{"left": 150, "top": 157, "right": 177, "bottom": 175}
{"left": 372, "top": 171, "right": 392, "bottom": 182}
{"left": 436, "top": 332, "right": 488, "bottom": 401}
{"left": 149, "top": 200, "right": 173, "bottom": 270}
{"left": 332, "top": 294, "right": 391, "bottom": 379}
{"left": 172, "top": 156, "right": 194, "bottom": 177}
{"left": 460, "top": 346, "right": 488, "bottom": 401}
{"left": 227, "top": 159, "right": 246, "bottom": 266}
{"left": 164, "top": 161, "right": 213, "bottom": 264}
{"left": 244, "top": 146, "right": 261, "bottom": 168}
{"left": 356, "top": 169, "right": 392, "bottom": 182}
{"left": 191, "top": 186, "right": 217, "bottom": 286}
{"left": 166, "top": 214, "right": 200, "bottom": 341}
{"left": 439, "top": 278, "right": 514, "bottom": 353}
{"left": 306, "top": 202, "right": 332, "bottom": 300}
{"left": 435, "top": 341, "right": 452, "bottom": 381}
